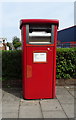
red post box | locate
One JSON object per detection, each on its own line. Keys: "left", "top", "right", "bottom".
{"left": 20, "top": 19, "right": 59, "bottom": 99}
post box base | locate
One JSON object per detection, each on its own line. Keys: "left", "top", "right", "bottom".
{"left": 23, "top": 96, "right": 56, "bottom": 100}
{"left": 23, "top": 94, "right": 56, "bottom": 100}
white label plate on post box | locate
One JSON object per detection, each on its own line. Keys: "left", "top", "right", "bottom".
{"left": 33, "top": 53, "right": 47, "bottom": 62}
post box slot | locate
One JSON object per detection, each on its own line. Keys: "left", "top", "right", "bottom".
{"left": 26, "top": 24, "right": 54, "bottom": 45}
{"left": 29, "top": 31, "right": 51, "bottom": 44}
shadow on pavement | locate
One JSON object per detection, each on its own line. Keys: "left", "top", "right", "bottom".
{"left": 2, "top": 78, "right": 75, "bottom": 99}
{"left": 2, "top": 79, "right": 22, "bottom": 99}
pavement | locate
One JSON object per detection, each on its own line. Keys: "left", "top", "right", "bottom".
{"left": 0, "top": 85, "right": 75, "bottom": 119}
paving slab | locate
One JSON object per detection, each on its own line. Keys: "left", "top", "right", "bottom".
{"left": 65, "top": 86, "right": 76, "bottom": 98}
{"left": 2, "top": 112, "right": 18, "bottom": 118}
{"left": 61, "top": 103, "right": 74, "bottom": 118}
{"left": 43, "top": 110, "right": 67, "bottom": 118}
{"left": 19, "top": 100, "right": 42, "bottom": 118}
{"left": 40, "top": 99, "right": 62, "bottom": 111}
{"left": 20, "top": 98, "right": 40, "bottom": 106}
{"left": 74, "top": 91, "right": 76, "bottom": 98}
{"left": 2, "top": 90, "right": 20, "bottom": 103}
{"left": 56, "top": 86, "right": 70, "bottom": 95}
{"left": 74, "top": 105, "right": 76, "bottom": 118}
{"left": 2, "top": 102, "right": 19, "bottom": 113}
{"left": 2, "top": 89, "right": 21, "bottom": 118}
{"left": 57, "top": 93, "right": 74, "bottom": 104}
{"left": 2, "top": 103, "right": 19, "bottom": 118}
{"left": 56, "top": 86, "right": 64, "bottom": 88}
{"left": 2, "top": 85, "right": 75, "bottom": 119}
{"left": 68, "top": 91, "right": 74, "bottom": 97}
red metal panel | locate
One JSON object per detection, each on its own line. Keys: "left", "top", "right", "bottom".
{"left": 20, "top": 19, "right": 59, "bottom": 29}
{"left": 25, "top": 46, "right": 54, "bottom": 99}
{"left": 52, "top": 25, "right": 58, "bottom": 98}
{"left": 21, "top": 25, "right": 27, "bottom": 98}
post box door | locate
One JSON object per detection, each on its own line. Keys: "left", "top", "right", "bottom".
{"left": 26, "top": 46, "right": 53, "bottom": 99}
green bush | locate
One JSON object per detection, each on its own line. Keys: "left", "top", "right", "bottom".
{"left": 2, "top": 50, "right": 22, "bottom": 79}
{"left": 56, "top": 48, "right": 76, "bottom": 79}
{"left": 2, "top": 48, "right": 76, "bottom": 79}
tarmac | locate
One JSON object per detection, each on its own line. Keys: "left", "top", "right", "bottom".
{"left": 0, "top": 85, "right": 75, "bottom": 119}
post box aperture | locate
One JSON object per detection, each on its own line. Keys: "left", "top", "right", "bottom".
{"left": 20, "top": 19, "right": 59, "bottom": 99}
{"left": 26, "top": 24, "right": 54, "bottom": 44}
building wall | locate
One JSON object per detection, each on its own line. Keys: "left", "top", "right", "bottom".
{"left": 0, "top": 46, "right": 6, "bottom": 50}
{"left": 57, "top": 26, "right": 76, "bottom": 47}
{"left": 0, "top": 38, "right": 7, "bottom": 50}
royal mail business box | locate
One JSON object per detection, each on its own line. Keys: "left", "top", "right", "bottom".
{"left": 20, "top": 19, "right": 59, "bottom": 99}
